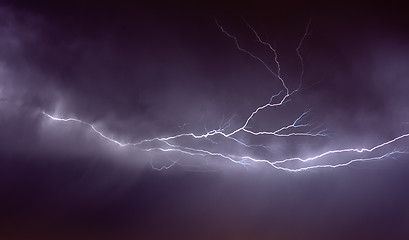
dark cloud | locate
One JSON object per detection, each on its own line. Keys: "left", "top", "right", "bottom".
{"left": 1, "top": 1, "right": 409, "bottom": 239}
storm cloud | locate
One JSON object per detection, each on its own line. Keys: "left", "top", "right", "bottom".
{"left": 1, "top": 1, "right": 409, "bottom": 239}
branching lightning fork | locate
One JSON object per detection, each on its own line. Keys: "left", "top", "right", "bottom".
{"left": 41, "top": 20, "right": 409, "bottom": 172}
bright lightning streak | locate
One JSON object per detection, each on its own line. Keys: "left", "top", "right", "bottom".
{"left": 214, "top": 18, "right": 288, "bottom": 94}
{"left": 41, "top": 110, "right": 409, "bottom": 171}
{"left": 40, "top": 19, "right": 409, "bottom": 172}
{"left": 42, "top": 112, "right": 133, "bottom": 147}
{"left": 274, "top": 151, "right": 405, "bottom": 172}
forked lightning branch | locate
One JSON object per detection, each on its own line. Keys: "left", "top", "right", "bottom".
{"left": 42, "top": 20, "right": 409, "bottom": 171}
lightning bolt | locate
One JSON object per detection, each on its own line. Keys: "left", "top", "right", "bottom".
{"left": 41, "top": 19, "right": 409, "bottom": 172}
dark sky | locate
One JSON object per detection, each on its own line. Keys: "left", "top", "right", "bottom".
{"left": 1, "top": 1, "right": 409, "bottom": 239}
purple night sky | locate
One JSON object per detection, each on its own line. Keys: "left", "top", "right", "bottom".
{"left": 1, "top": 0, "right": 409, "bottom": 239}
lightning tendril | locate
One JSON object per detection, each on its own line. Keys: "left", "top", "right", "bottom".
{"left": 41, "top": 19, "right": 409, "bottom": 171}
